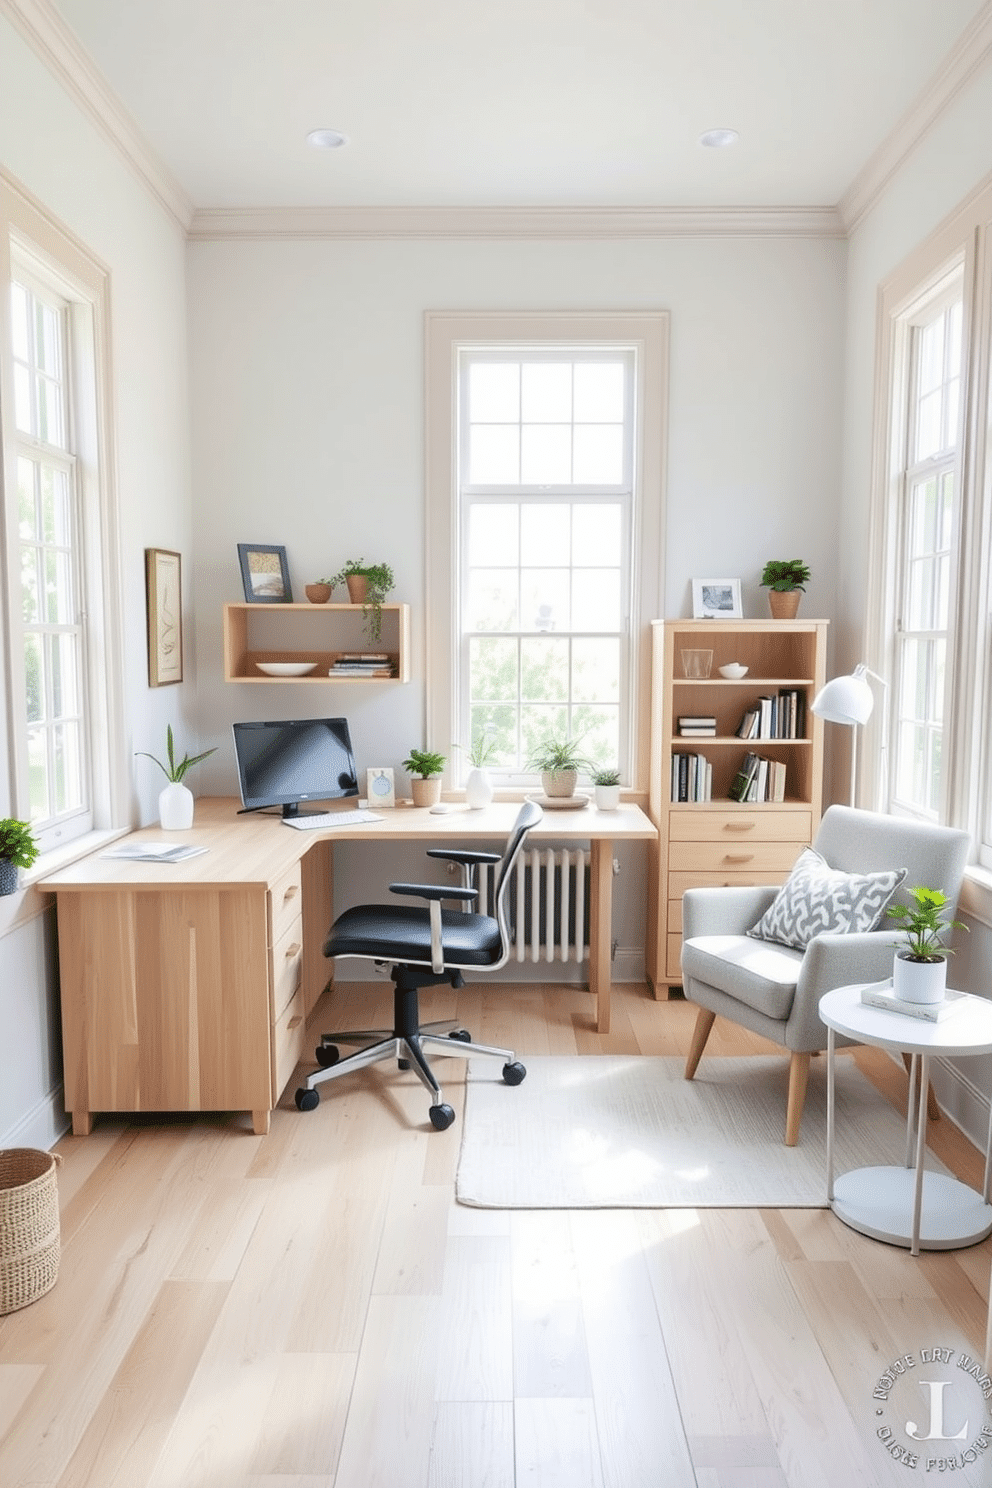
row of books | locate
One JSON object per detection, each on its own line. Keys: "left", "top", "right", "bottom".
{"left": 728, "top": 751, "right": 787, "bottom": 803}
{"left": 329, "top": 652, "right": 397, "bottom": 678}
{"left": 736, "top": 689, "right": 806, "bottom": 740}
{"left": 671, "top": 752, "right": 713, "bottom": 802}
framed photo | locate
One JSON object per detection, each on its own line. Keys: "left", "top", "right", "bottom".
{"left": 366, "top": 767, "right": 396, "bottom": 808}
{"left": 237, "top": 543, "right": 293, "bottom": 603}
{"left": 145, "top": 548, "right": 183, "bottom": 686}
{"left": 692, "top": 578, "right": 743, "bottom": 620}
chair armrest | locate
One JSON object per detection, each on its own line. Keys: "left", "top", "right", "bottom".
{"left": 389, "top": 881, "right": 478, "bottom": 904}
{"left": 682, "top": 885, "right": 779, "bottom": 940}
{"left": 425, "top": 849, "right": 501, "bottom": 867}
{"left": 789, "top": 930, "right": 899, "bottom": 1047}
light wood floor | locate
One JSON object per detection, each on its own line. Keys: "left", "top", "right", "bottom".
{"left": 2, "top": 979, "right": 991, "bottom": 1488}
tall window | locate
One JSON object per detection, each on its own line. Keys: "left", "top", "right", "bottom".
{"left": 426, "top": 311, "right": 667, "bottom": 795}
{"left": 459, "top": 352, "right": 633, "bottom": 779}
{"left": 11, "top": 274, "right": 88, "bottom": 835}
{"left": 890, "top": 289, "right": 962, "bottom": 819}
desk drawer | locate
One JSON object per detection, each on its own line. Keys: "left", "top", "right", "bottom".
{"left": 273, "top": 981, "right": 305, "bottom": 1099}
{"left": 270, "top": 914, "right": 303, "bottom": 1020}
{"left": 669, "top": 840, "right": 802, "bottom": 874}
{"left": 669, "top": 869, "right": 787, "bottom": 899}
{"left": 669, "top": 810, "right": 811, "bottom": 844}
{"left": 269, "top": 864, "right": 303, "bottom": 947}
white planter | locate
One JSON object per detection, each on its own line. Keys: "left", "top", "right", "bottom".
{"left": 594, "top": 784, "right": 621, "bottom": 810}
{"left": 159, "top": 781, "right": 195, "bottom": 830}
{"left": 892, "top": 951, "right": 947, "bottom": 1005}
{"left": 465, "top": 767, "right": 494, "bottom": 809}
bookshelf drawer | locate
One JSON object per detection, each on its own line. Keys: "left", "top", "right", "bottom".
{"left": 669, "top": 810, "right": 811, "bottom": 843}
{"left": 669, "top": 869, "right": 791, "bottom": 898}
{"left": 667, "top": 932, "right": 684, "bottom": 981}
{"left": 669, "top": 840, "right": 803, "bottom": 873}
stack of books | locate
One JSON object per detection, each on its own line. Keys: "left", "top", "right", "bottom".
{"left": 728, "top": 751, "right": 787, "bottom": 803}
{"left": 859, "top": 979, "right": 969, "bottom": 1022}
{"left": 328, "top": 652, "right": 396, "bottom": 678}
{"left": 677, "top": 715, "right": 716, "bottom": 737}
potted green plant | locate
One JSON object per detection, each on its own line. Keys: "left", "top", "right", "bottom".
{"left": 137, "top": 725, "right": 217, "bottom": 830}
{"left": 760, "top": 560, "right": 811, "bottom": 619}
{"left": 0, "top": 817, "right": 39, "bottom": 896}
{"left": 529, "top": 735, "right": 589, "bottom": 800}
{"left": 402, "top": 747, "right": 447, "bottom": 807}
{"left": 457, "top": 731, "right": 497, "bottom": 810}
{"left": 886, "top": 885, "right": 967, "bottom": 1005}
{"left": 592, "top": 766, "right": 621, "bottom": 811}
{"left": 328, "top": 559, "right": 395, "bottom": 643}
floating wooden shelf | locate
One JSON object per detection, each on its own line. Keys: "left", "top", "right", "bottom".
{"left": 223, "top": 602, "right": 411, "bottom": 683}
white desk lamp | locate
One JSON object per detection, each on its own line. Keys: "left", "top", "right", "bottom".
{"left": 810, "top": 663, "right": 885, "bottom": 807}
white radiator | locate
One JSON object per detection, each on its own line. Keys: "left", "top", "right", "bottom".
{"left": 478, "top": 847, "right": 591, "bottom": 963}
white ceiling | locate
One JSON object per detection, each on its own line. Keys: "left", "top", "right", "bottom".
{"left": 45, "top": 0, "right": 990, "bottom": 212}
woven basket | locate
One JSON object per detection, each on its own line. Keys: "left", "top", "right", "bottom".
{"left": 0, "top": 1148, "right": 61, "bottom": 1314}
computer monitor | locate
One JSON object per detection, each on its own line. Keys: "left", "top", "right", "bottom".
{"left": 232, "top": 717, "right": 359, "bottom": 818}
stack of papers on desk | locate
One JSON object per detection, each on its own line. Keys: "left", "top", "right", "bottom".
{"left": 104, "top": 841, "right": 208, "bottom": 863}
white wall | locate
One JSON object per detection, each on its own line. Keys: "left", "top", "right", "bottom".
{"left": 0, "top": 14, "right": 193, "bottom": 1146}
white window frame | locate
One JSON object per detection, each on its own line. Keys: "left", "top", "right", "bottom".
{"left": 0, "top": 170, "right": 127, "bottom": 860}
{"left": 425, "top": 311, "right": 668, "bottom": 798}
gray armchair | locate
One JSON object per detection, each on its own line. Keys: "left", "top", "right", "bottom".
{"left": 680, "top": 805, "right": 971, "bottom": 1145}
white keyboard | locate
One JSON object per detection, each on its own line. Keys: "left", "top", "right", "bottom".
{"left": 283, "top": 808, "right": 383, "bottom": 830}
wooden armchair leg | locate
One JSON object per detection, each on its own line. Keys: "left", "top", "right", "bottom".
{"left": 901, "top": 1051, "right": 941, "bottom": 1122}
{"left": 785, "top": 1051, "right": 811, "bottom": 1147}
{"left": 685, "top": 1008, "right": 717, "bottom": 1081}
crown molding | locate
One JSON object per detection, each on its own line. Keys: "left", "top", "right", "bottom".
{"left": 0, "top": 0, "right": 193, "bottom": 233}
{"left": 840, "top": 1, "right": 992, "bottom": 234}
{"left": 188, "top": 202, "right": 845, "bottom": 242}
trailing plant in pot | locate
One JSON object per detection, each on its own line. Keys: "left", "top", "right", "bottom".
{"left": 137, "top": 725, "right": 217, "bottom": 830}
{"left": 529, "top": 735, "right": 589, "bottom": 799}
{"left": 0, "top": 817, "right": 39, "bottom": 896}
{"left": 760, "top": 559, "right": 810, "bottom": 620}
{"left": 328, "top": 559, "right": 395, "bottom": 643}
{"left": 886, "top": 885, "right": 967, "bottom": 1005}
{"left": 402, "top": 747, "right": 446, "bottom": 807}
{"left": 592, "top": 766, "right": 621, "bottom": 810}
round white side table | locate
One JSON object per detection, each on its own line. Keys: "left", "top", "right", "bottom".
{"left": 819, "top": 983, "right": 992, "bottom": 1256}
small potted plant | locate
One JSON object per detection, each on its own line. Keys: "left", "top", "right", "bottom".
{"left": 0, "top": 817, "right": 39, "bottom": 896}
{"left": 137, "top": 725, "right": 217, "bottom": 830}
{"left": 402, "top": 747, "right": 447, "bottom": 807}
{"left": 760, "top": 559, "right": 811, "bottom": 619}
{"left": 305, "top": 580, "right": 333, "bottom": 604}
{"left": 529, "top": 735, "right": 589, "bottom": 799}
{"left": 592, "top": 766, "right": 621, "bottom": 811}
{"left": 328, "top": 559, "right": 396, "bottom": 643}
{"left": 886, "top": 885, "right": 967, "bottom": 1005}
{"left": 457, "top": 730, "right": 497, "bottom": 809}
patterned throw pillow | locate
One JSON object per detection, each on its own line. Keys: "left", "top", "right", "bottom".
{"left": 747, "top": 847, "right": 907, "bottom": 950}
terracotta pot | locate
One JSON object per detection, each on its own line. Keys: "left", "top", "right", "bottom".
{"left": 410, "top": 776, "right": 443, "bottom": 807}
{"left": 768, "top": 590, "right": 801, "bottom": 620}
{"left": 346, "top": 574, "right": 369, "bottom": 604}
{"left": 305, "top": 583, "right": 332, "bottom": 604}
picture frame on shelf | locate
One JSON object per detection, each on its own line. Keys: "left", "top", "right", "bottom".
{"left": 366, "top": 767, "right": 396, "bottom": 808}
{"left": 692, "top": 578, "right": 743, "bottom": 619}
{"left": 237, "top": 543, "right": 293, "bottom": 603}
{"left": 145, "top": 547, "right": 183, "bottom": 686}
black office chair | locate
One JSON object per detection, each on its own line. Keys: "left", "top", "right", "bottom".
{"left": 294, "top": 800, "right": 543, "bottom": 1130}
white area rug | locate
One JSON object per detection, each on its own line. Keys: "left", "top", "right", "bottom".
{"left": 456, "top": 1055, "right": 941, "bottom": 1209}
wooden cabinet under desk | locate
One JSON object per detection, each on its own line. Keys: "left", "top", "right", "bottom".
{"left": 646, "top": 617, "right": 827, "bottom": 997}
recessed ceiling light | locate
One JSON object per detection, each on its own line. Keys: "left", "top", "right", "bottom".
{"left": 306, "top": 128, "right": 348, "bottom": 150}
{"left": 699, "top": 128, "right": 739, "bottom": 149}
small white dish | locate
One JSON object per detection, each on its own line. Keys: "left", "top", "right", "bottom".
{"left": 256, "top": 661, "right": 318, "bottom": 677}
{"left": 718, "top": 663, "right": 749, "bottom": 680}
{"left": 528, "top": 792, "right": 591, "bottom": 811}
{"left": 429, "top": 802, "right": 455, "bottom": 814}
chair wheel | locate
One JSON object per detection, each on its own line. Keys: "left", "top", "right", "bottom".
{"left": 502, "top": 1061, "right": 526, "bottom": 1086}
{"left": 448, "top": 1029, "right": 472, "bottom": 1042}
{"left": 429, "top": 1103, "right": 456, "bottom": 1131}
{"left": 295, "top": 1088, "right": 320, "bottom": 1112}
{"left": 398, "top": 1058, "right": 411, "bottom": 1070}
{"left": 315, "top": 1044, "right": 339, "bottom": 1068}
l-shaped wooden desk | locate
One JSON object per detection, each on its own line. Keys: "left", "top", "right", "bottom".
{"left": 40, "top": 797, "right": 656, "bottom": 1135}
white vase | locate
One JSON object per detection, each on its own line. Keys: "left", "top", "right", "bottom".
{"left": 594, "top": 784, "right": 621, "bottom": 810}
{"left": 892, "top": 951, "right": 947, "bottom": 1005}
{"left": 465, "top": 767, "right": 494, "bottom": 809}
{"left": 159, "top": 781, "right": 194, "bottom": 830}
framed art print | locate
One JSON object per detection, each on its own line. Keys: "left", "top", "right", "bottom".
{"left": 366, "top": 767, "right": 396, "bottom": 808}
{"left": 237, "top": 543, "right": 293, "bottom": 603}
{"left": 145, "top": 547, "right": 183, "bottom": 686}
{"left": 692, "top": 577, "right": 743, "bottom": 619}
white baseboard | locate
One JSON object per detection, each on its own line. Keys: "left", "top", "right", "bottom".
{"left": 0, "top": 1084, "right": 70, "bottom": 1152}
{"left": 931, "top": 1058, "right": 991, "bottom": 1156}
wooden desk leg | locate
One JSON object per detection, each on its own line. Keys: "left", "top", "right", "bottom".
{"left": 589, "top": 840, "right": 612, "bottom": 1035}
{"left": 252, "top": 1109, "right": 271, "bottom": 1136}
{"left": 71, "top": 1110, "right": 93, "bottom": 1137}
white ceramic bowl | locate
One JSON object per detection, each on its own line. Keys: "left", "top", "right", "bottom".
{"left": 255, "top": 660, "right": 318, "bottom": 677}
{"left": 718, "top": 663, "right": 748, "bottom": 680}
